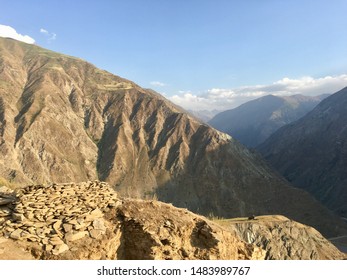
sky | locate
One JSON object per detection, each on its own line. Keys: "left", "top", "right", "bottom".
{"left": 1, "top": 0, "right": 347, "bottom": 111}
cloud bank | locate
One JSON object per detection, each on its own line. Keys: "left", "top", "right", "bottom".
{"left": 0, "top": 24, "right": 35, "bottom": 44}
{"left": 169, "top": 75, "right": 347, "bottom": 111}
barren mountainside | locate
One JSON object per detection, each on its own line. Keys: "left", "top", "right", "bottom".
{"left": 258, "top": 87, "right": 347, "bottom": 218}
{"left": 217, "top": 215, "right": 345, "bottom": 260}
{"left": 0, "top": 37, "right": 346, "bottom": 237}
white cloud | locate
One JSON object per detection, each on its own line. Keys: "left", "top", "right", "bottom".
{"left": 40, "top": 28, "right": 48, "bottom": 34}
{"left": 40, "top": 28, "right": 56, "bottom": 42}
{"left": 0, "top": 24, "right": 35, "bottom": 44}
{"left": 150, "top": 81, "right": 166, "bottom": 87}
{"left": 168, "top": 74, "right": 347, "bottom": 111}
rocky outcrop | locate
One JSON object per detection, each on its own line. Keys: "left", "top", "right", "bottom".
{"left": 0, "top": 38, "right": 346, "bottom": 238}
{"left": 1, "top": 181, "right": 344, "bottom": 260}
{"left": 258, "top": 87, "right": 347, "bottom": 217}
{"left": 0, "top": 181, "right": 120, "bottom": 258}
{"left": 217, "top": 215, "right": 346, "bottom": 260}
{"left": 0, "top": 181, "right": 265, "bottom": 260}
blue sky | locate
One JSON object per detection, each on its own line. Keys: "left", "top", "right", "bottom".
{"left": 1, "top": 0, "right": 347, "bottom": 110}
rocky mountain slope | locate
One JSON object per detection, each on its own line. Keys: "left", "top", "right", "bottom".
{"left": 0, "top": 37, "right": 346, "bottom": 237}
{"left": 209, "top": 94, "right": 327, "bottom": 147}
{"left": 1, "top": 181, "right": 345, "bottom": 260}
{"left": 0, "top": 181, "right": 265, "bottom": 260}
{"left": 258, "top": 87, "right": 347, "bottom": 218}
{"left": 217, "top": 216, "right": 345, "bottom": 260}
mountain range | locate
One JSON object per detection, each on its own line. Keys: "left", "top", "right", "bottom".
{"left": 258, "top": 87, "right": 347, "bottom": 218}
{"left": 209, "top": 94, "right": 328, "bottom": 147}
{"left": 0, "top": 37, "right": 346, "bottom": 238}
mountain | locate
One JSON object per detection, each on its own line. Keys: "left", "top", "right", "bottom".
{"left": 188, "top": 109, "right": 221, "bottom": 123}
{"left": 258, "top": 87, "right": 347, "bottom": 218}
{"left": 217, "top": 215, "right": 346, "bottom": 260}
{"left": 209, "top": 94, "right": 328, "bottom": 147}
{"left": 0, "top": 37, "right": 346, "bottom": 237}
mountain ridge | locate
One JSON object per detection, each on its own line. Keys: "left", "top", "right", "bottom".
{"left": 209, "top": 94, "right": 328, "bottom": 147}
{"left": 258, "top": 86, "right": 347, "bottom": 217}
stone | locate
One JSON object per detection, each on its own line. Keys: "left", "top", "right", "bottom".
{"left": 33, "top": 222, "right": 47, "bottom": 228}
{"left": 25, "top": 212, "right": 35, "bottom": 220}
{"left": 12, "top": 212, "right": 25, "bottom": 222}
{"left": 89, "top": 229, "right": 103, "bottom": 239}
{"left": 49, "top": 237, "right": 64, "bottom": 245}
{"left": 10, "top": 229, "right": 23, "bottom": 240}
{"left": 0, "top": 207, "right": 11, "bottom": 217}
{"left": 52, "top": 243, "right": 69, "bottom": 255}
{"left": 0, "top": 186, "right": 14, "bottom": 194}
{"left": 63, "top": 223, "right": 73, "bottom": 233}
{"left": 65, "top": 231, "right": 88, "bottom": 242}
{"left": 74, "top": 222, "right": 88, "bottom": 230}
{"left": 0, "top": 198, "right": 13, "bottom": 206}
{"left": 53, "top": 221, "right": 63, "bottom": 237}
{"left": 45, "top": 244, "right": 53, "bottom": 252}
{"left": 92, "top": 219, "right": 106, "bottom": 231}
{"left": 85, "top": 208, "right": 103, "bottom": 222}
{"left": 27, "top": 236, "right": 39, "bottom": 242}
{"left": 42, "top": 238, "right": 49, "bottom": 245}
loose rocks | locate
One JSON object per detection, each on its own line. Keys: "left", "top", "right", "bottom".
{"left": 0, "top": 181, "right": 119, "bottom": 255}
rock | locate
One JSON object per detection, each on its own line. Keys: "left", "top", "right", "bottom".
{"left": 0, "top": 198, "right": 13, "bottom": 206}
{"left": 12, "top": 213, "right": 25, "bottom": 222}
{"left": 62, "top": 223, "right": 73, "bottom": 233}
{"left": 52, "top": 243, "right": 69, "bottom": 255}
{"left": 65, "top": 231, "right": 88, "bottom": 242}
{"left": 52, "top": 221, "right": 63, "bottom": 237}
{"left": 85, "top": 208, "right": 103, "bottom": 222}
{"left": 89, "top": 229, "right": 103, "bottom": 239}
{"left": 0, "top": 207, "right": 11, "bottom": 217}
{"left": 45, "top": 244, "right": 53, "bottom": 252}
{"left": 0, "top": 186, "right": 14, "bottom": 194}
{"left": 49, "top": 237, "right": 64, "bottom": 245}
{"left": 74, "top": 222, "right": 88, "bottom": 230}
{"left": 10, "top": 229, "right": 23, "bottom": 240}
{"left": 41, "top": 238, "right": 49, "bottom": 245}
{"left": 92, "top": 219, "right": 106, "bottom": 231}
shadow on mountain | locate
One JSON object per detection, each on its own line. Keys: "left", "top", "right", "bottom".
{"left": 153, "top": 136, "right": 347, "bottom": 239}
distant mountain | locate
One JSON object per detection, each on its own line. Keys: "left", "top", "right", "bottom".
{"left": 258, "top": 87, "right": 347, "bottom": 218}
{"left": 0, "top": 37, "right": 346, "bottom": 237}
{"left": 188, "top": 109, "right": 221, "bottom": 123}
{"left": 209, "top": 94, "right": 328, "bottom": 147}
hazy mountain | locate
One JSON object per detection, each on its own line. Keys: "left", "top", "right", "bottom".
{"left": 0, "top": 37, "right": 345, "bottom": 237}
{"left": 258, "top": 87, "right": 347, "bottom": 218}
{"left": 188, "top": 109, "right": 221, "bottom": 123}
{"left": 209, "top": 94, "right": 328, "bottom": 147}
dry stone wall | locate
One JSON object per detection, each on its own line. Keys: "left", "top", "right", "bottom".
{"left": 0, "top": 181, "right": 120, "bottom": 256}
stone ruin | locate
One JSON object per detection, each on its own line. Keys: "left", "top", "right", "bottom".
{"left": 0, "top": 181, "right": 120, "bottom": 256}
